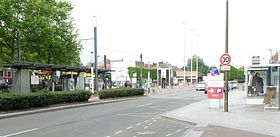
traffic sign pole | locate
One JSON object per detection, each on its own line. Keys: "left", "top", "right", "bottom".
{"left": 224, "top": 0, "right": 229, "bottom": 112}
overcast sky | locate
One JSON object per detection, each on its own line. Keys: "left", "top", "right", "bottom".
{"left": 69, "top": 0, "right": 280, "bottom": 68}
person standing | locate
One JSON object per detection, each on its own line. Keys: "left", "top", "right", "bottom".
{"left": 256, "top": 73, "right": 264, "bottom": 95}
{"left": 248, "top": 71, "right": 254, "bottom": 96}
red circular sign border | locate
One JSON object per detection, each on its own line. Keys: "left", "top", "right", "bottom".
{"left": 220, "top": 53, "right": 231, "bottom": 65}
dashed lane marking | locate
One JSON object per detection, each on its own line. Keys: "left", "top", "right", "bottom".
{"left": 176, "top": 129, "right": 183, "bottom": 133}
{"left": 126, "top": 126, "right": 133, "bottom": 130}
{"left": 144, "top": 120, "right": 149, "bottom": 123}
{"left": 136, "top": 123, "right": 142, "bottom": 126}
{"left": 149, "top": 106, "right": 168, "bottom": 111}
{"left": 115, "top": 130, "right": 123, "bottom": 134}
{"left": 148, "top": 122, "right": 153, "bottom": 125}
{"left": 1, "top": 128, "right": 39, "bottom": 137}
{"left": 165, "top": 133, "right": 173, "bottom": 136}
{"left": 143, "top": 126, "right": 148, "bottom": 129}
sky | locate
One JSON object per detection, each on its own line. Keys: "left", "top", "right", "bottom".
{"left": 69, "top": 0, "right": 280, "bottom": 68}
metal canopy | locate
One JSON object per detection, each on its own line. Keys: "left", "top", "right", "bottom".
{"left": 1, "top": 62, "right": 111, "bottom": 74}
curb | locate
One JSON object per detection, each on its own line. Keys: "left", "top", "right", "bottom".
{"left": 0, "top": 98, "right": 136, "bottom": 120}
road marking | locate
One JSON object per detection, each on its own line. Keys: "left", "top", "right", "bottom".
{"left": 136, "top": 103, "right": 152, "bottom": 107}
{"left": 148, "top": 122, "right": 153, "bottom": 125}
{"left": 136, "top": 123, "right": 142, "bottom": 126}
{"left": 116, "top": 113, "right": 152, "bottom": 118}
{"left": 144, "top": 120, "right": 149, "bottom": 123}
{"left": 115, "top": 130, "right": 123, "bottom": 134}
{"left": 176, "top": 129, "right": 182, "bottom": 133}
{"left": 143, "top": 126, "right": 148, "bottom": 129}
{"left": 2, "top": 128, "right": 39, "bottom": 137}
{"left": 126, "top": 126, "right": 133, "bottom": 130}
{"left": 165, "top": 133, "right": 173, "bottom": 136}
{"left": 149, "top": 106, "right": 167, "bottom": 111}
{"left": 153, "top": 120, "right": 157, "bottom": 122}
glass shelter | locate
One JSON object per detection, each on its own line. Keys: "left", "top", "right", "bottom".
{"left": 246, "top": 64, "right": 280, "bottom": 111}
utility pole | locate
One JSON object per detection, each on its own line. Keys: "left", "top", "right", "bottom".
{"left": 224, "top": 0, "right": 229, "bottom": 112}
{"left": 104, "top": 55, "right": 107, "bottom": 89}
{"left": 91, "top": 52, "right": 94, "bottom": 94}
{"left": 182, "top": 21, "right": 187, "bottom": 86}
{"left": 140, "top": 53, "right": 143, "bottom": 88}
{"left": 94, "top": 26, "right": 98, "bottom": 93}
{"left": 17, "top": 30, "right": 21, "bottom": 63}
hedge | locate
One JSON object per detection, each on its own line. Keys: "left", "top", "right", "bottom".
{"left": 0, "top": 90, "right": 92, "bottom": 110}
{"left": 98, "top": 87, "right": 144, "bottom": 99}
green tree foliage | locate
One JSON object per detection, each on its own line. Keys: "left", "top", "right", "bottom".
{"left": 0, "top": 0, "right": 81, "bottom": 65}
{"left": 128, "top": 67, "right": 157, "bottom": 80}
{"left": 185, "top": 55, "right": 209, "bottom": 74}
{"left": 226, "top": 66, "right": 245, "bottom": 82}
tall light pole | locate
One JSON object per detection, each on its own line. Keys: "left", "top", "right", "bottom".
{"left": 182, "top": 21, "right": 188, "bottom": 86}
{"left": 189, "top": 29, "right": 195, "bottom": 87}
{"left": 91, "top": 52, "right": 94, "bottom": 94}
{"left": 195, "top": 34, "right": 199, "bottom": 83}
{"left": 94, "top": 16, "right": 99, "bottom": 93}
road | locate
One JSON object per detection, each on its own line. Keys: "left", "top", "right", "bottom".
{"left": 0, "top": 90, "right": 206, "bottom": 137}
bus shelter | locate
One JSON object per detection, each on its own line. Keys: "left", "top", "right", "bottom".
{"left": 246, "top": 64, "right": 280, "bottom": 111}
{"left": 0, "top": 62, "right": 110, "bottom": 93}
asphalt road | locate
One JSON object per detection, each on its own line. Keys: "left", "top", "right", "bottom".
{"left": 0, "top": 90, "right": 206, "bottom": 137}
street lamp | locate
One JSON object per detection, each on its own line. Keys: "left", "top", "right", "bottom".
{"left": 182, "top": 21, "right": 188, "bottom": 86}
{"left": 195, "top": 34, "right": 199, "bottom": 83}
{"left": 189, "top": 29, "right": 195, "bottom": 87}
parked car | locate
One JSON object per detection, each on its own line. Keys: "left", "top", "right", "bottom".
{"left": 228, "top": 81, "right": 238, "bottom": 89}
{"left": 196, "top": 81, "right": 207, "bottom": 91}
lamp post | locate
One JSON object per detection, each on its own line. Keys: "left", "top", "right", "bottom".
{"left": 182, "top": 21, "right": 188, "bottom": 86}
{"left": 195, "top": 34, "right": 199, "bottom": 83}
{"left": 189, "top": 29, "right": 195, "bottom": 87}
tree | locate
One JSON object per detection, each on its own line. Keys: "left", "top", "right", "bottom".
{"left": 185, "top": 55, "right": 209, "bottom": 74}
{"left": 0, "top": 0, "right": 81, "bottom": 65}
{"left": 128, "top": 67, "right": 157, "bottom": 80}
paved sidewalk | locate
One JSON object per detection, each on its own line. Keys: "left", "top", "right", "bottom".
{"left": 162, "top": 90, "right": 280, "bottom": 137}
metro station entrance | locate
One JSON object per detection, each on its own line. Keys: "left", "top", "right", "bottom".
{"left": 246, "top": 65, "right": 280, "bottom": 111}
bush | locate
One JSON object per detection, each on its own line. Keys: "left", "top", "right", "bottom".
{"left": 98, "top": 87, "right": 144, "bottom": 99}
{"left": 0, "top": 90, "right": 92, "bottom": 110}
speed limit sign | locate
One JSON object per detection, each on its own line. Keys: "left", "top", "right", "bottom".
{"left": 220, "top": 53, "right": 231, "bottom": 65}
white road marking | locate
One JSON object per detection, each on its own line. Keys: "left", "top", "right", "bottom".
{"left": 105, "top": 136, "right": 110, "bottom": 137}
{"left": 144, "top": 120, "right": 149, "bottom": 123}
{"left": 136, "top": 123, "right": 142, "bottom": 126}
{"left": 115, "top": 130, "right": 123, "bottom": 134}
{"left": 176, "top": 129, "right": 183, "bottom": 133}
{"left": 148, "top": 122, "right": 153, "bottom": 125}
{"left": 165, "top": 133, "right": 173, "bottom": 136}
{"left": 153, "top": 120, "right": 157, "bottom": 122}
{"left": 136, "top": 103, "right": 152, "bottom": 107}
{"left": 2, "top": 128, "right": 39, "bottom": 137}
{"left": 149, "top": 106, "right": 167, "bottom": 111}
{"left": 116, "top": 113, "right": 152, "bottom": 118}
{"left": 143, "top": 126, "right": 148, "bottom": 129}
{"left": 126, "top": 126, "right": 133, "bottom": 130}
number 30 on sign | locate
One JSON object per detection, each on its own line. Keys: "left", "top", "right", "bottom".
{"left": 220, "top": 53, "right": 231, "bottom": 65}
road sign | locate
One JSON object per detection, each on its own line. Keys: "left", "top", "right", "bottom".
{"left": 220, "top": 53, "right": 231, "bottom": 65}
{"left": 221, "top": 65, "right": 231, "bottom": 71}
{"left": 207, "top": 87, "right": 224, "bottom": 99}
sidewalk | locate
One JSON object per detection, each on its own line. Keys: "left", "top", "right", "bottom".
{"left": 162, "top": 90, "right": 280, "bottom": 137}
